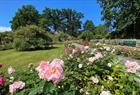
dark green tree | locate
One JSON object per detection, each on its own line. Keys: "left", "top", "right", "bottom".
{"left": 79, "top": 30, "right": 93, "bottom": 41}
{"left": 97, "top": 0, "right": 140, "bottom": 38}
{"left": 83, "top": 20, "right": 95, "bottom": 31}
{"left": 40, "top": 8, "right": 64, "bottom": 32}
{"left": 11, "top": 5, "right": 39, "bottom": 30}
{"left": 62, "top": 9, "right": 84, "bottom": 36}
{"left": 94, "top": 24, "right": 110, "bottom": 39}
{"left": 40, "top": 8, "right": 84, "bottom": 36}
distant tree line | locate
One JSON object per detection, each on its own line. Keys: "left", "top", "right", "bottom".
{"left": 0, "top": 5, "right": 110, "bottom": 51}
{"left": 10, "top": 5, "right": 84, "bottom": 37}
{"left": 10, "top": 5, "right": 108, "bottom": 38}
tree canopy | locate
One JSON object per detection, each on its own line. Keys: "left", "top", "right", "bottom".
{"left": 97, "top": 0, "right": 140, "bottom": 38}
{"left": 83, "top": 20, "right": 95, "bottom": 31}
{"left": 40, "top": 8, "right": 84, "bottom": 36}
{"left": 11, "top": 5, "right": 39, "bottom": 30}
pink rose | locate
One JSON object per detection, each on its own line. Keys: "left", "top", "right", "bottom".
{"left": 37, "top": 59, "right": 64, "bottom": 84}
{"left": 125, "top": 61, "right": 140, "bottom": 73}
{"left": 88, "top": 52, "right": 103, "bottom": 63}
{"left": 51, "top": 58, "right": 64, "bottom": 67}
{"left": 64, "top": 48, "right": 68, "bottom": 55}
{"left": 84, "top": 46, "right": 89, "bottom": 50}
{"left": 95, "top": 52, "right": 103, "bottom": 59}
{"left": 88, "top": 57, "right": 96, "bottom": 63}
{"left": 0, "top": 76, "right": 5, "bottom": 86}
{"left": 72, "top": 48, "right": 78, "bottom": 54}
{"left": 8, "top": 66, "right": 15, "bottom": 74}
{"left": 9, "top": 81, "right": 25, "bottom": 94}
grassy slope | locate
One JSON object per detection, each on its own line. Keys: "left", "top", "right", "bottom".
{"left": 0, "top": 44, "right": 64, "bottom": 72}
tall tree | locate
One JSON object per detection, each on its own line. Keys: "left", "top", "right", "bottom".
{"left": 11, "top": 5, "right": 39, "bottom": 30}
{"left": 97, "top": 0, "right": 140, "bottom": 38}
{"left": 40, "top": 8, "right": 64, "bottom": 32}
{"left": 83, "top": 20, "right": 95, "bottom": 31}
{"left": 62, "top": 9, "right": 84, "bottom": 36}
{"left": 40, "top": 8, "right": 84, "bottom": 36}
{"left": 94, "top": 24, "right": 109, "bottom": 39}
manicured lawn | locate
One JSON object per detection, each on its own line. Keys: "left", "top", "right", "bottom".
{"left": 0, "top": 44, "right": 64, "bottom": 72}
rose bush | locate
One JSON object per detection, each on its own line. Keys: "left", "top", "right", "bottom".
{"left": 62, "top": 44, "right": 140, "bottom": 95}
{"left": 0, "top": 43, "right": 140, "bottom": 95}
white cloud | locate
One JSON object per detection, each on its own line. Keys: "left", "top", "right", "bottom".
{"left": 0, "top": 26, "right": 11, "bottom": 32}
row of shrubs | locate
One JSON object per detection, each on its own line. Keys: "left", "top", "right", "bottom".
{"left": 0, "top": 25, "right": 74, "bottom": 51}
{"left": 0, "top": 25, "right": 100, "bottom": 51}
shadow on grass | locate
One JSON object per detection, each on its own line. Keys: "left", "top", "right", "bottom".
{"left": 20, "top": 46, "right": 60, "bottom": 52}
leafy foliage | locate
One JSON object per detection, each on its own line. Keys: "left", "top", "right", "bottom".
{"left": 63, "top": 44, "right": 140, "bottom": 95}
{"left": 11, "top": 5, "right": 39, "bottom": 30}
{"left": 57, "top": 32, "right": 70, "bottom": 42}
{"left": 79, "top": 30, "right": 93, "bottom": 41}
{"left": 13, "top": 25, "right": 52, "bottom": 51}
{"left": 0, "top": 43, "right": 140, "bottom": 94}
{"left": 0, "top": 32, "right": 14, "bottom": 50}
{"left": 40, "top": 8, "right": 84, "bottom": 36}
{"left": 94, "top": 24, "right": 110, "bottom": 39}
{"left": 97, "top": 0, "right": 140, "bottom": 38}
{"left": 83, "top": 20, "right": 95, "bottom": 31}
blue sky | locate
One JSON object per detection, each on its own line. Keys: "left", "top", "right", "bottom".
{"left": 0, "top": 0, "right": 104, "bottom": 31}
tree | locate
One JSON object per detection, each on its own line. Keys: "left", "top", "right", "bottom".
{"left": 83, "top": 20, "right": 95, "bottom": 31}
{"left": 94, "top": 24, "right": 110, "bottom": 39}
{"left": 40, "top": 8, "right": 84, "bottom": 36}
{"left": 79, "top": 30, "right": 93, "bottom": 41}
{"left": 40, "top": 8, "right": 64, "bottom": 32}
{"left": 97, "top": 0, "right": 140, "bottom": 38}
{"left": 62, "top": 9, "right": 84, "bottom": 36}
{"left": 11, "top": 5, "right": 39, "bottom": 30}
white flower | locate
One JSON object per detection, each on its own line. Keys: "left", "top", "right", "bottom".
{"left": 9, "top": 77, "right": 15, "bottom": 82}
{"left": 88, "top": 57, "right": 96, "bottom": 63}
{"left": 108, "top": 76, "right": 113, "bottom": 81}
{"left": 77, "top": 58, "right": 80, "bottom": 62}
{"left": 92, "top": 76, "right": 99, "bottom": 84}
{"left": 107, "top": 63, "right": 112, "bottom": 67}
{"left": 111, "top": 49, "right": 115, "bottom": 53}
{"left": 78, "top": 64, "right": 83, "bottom": 68}
{"left": 80, "top": 88, "right": 84, "bottom": 93}
{"left": 8, "top": 66, "right": 15, "bottom": 74}
{"left": 81, "top": 51, "right": 84, "bottom": 54}
{"left": 104, "top": 46, "right": 110, "bottom": 51}
{"left": 69, "top": 54, "right": 73, "bottom": 58}
{"left": 86, "top": 91, "right": 90, "bottom": 95}
{"left": 100, "top": 91, "right": 111, "bottom": 95}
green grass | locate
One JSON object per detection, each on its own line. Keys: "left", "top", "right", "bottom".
{"left": 0, "top": 44, "right": 64, "bottom": 72}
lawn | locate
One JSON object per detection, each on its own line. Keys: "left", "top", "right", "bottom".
{"left": 0, "top": 44, "right": 64, "bottom": 72}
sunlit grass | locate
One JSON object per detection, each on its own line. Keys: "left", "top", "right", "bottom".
{"left": 0, "top": 44, "right": 64, "bottom": 72}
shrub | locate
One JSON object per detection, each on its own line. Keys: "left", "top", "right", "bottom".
{"left": 13, "top": 25, "right": 52, "bottom": 51}
{"left": 58, "top": 32, "right": 70, "bottom": 42}
{"left": 78, "top": 30, "right": 93, "bottom": 41}
{"left": 0, "top": 32, "right": 14, "bottom": 50}
{"left": 63, "top": 44, "right": 140, "bottom": 95}
{"left": 0, "top": 43, "right": 140, "bottom": 94}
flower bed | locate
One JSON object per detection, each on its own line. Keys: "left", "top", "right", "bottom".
{"left": 0, "top": 44, "right": 140, "bottom": 95}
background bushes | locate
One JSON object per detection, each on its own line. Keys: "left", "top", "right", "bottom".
{"left": 0, "top": 32, "right": 14, "bottom": 50}
{"left": 13, "top": 25, "right": 52, "bottom": 51}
